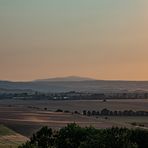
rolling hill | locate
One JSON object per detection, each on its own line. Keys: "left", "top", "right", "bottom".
{"left": 0, "top": 76, "right": 148, "bottom": 93}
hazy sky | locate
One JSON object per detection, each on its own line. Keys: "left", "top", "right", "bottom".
{"left": 0, "top": 0, "right": 148, "bottom": 81}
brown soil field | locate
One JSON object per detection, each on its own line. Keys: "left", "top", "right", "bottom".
{"left": 0, "top": 106, "right": 121, "bottom": 136}
{"left": 0, "top": 99, "right": 148, "bottom": 137}
{"left": 0, "top": 99, "right": 148, "bottom": 112}
{"left": 0, "top": 133, "right": 28, "bottom": 144}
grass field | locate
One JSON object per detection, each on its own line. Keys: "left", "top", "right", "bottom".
{"left": 0, "top": 125, "right": 15, "bottom": 136}
{"left": 0, "top": 124, "right": 28, "bottom": 148}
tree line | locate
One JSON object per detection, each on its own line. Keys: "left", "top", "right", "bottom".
{"left": 83, "top": 108, "right": 148, "bottom": 116}
{"left": 1, "top": 91, "right": 148, "bottom": 100}
{"left": 19, "top": 123, "right": 148, "bottom": 148}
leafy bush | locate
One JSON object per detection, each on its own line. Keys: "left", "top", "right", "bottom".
{"left": 19, "top": 123, "right": 148, "bottom": 148}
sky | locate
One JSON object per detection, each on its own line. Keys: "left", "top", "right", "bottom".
{"left": 0, "top": 0, "right": 148, "bottom": 81}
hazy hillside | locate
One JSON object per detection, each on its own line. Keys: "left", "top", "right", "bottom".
{"left": 35, "top": 76, "right": 95, "bottom": 82}
{"left": 0, "top": 77, "right": 148, "bottom": 93}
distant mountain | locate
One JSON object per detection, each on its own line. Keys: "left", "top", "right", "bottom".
{"left": 35, "top": 76, "right": 95, "bottom": 82}
{"left": 0, "top": 78, "right": 148, "bottom": 93}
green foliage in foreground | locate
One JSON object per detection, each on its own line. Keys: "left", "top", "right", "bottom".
{"left": 19, "top": 124, "right": 148, "bottom": 148}
{"left": 0, "top": 124, "right": 16, "bottom": 136}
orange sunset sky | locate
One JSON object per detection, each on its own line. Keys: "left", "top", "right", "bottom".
{"left": 0, "top": 0, "right": 148, "bottom": 81}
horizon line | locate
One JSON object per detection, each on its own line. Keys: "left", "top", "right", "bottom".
{"left": 0, "top": 76, "right": 148, "bottom": 82}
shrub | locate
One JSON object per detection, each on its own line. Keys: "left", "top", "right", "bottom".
{"left": 19, "top": 124, "right": 148, "bottom": 148}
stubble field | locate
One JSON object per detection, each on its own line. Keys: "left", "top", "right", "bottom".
{"left": 0, "top": 99, "right": 148, "bottom": 138}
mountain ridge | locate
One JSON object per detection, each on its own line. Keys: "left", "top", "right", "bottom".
{"left": 35, "top": 76, "right": 96, "bottom": 82}
{"left": 1, "top": 76, "right": 148, "bottom": 83}
{"left": 0, "top": 77, "right": 148, "bottom": 93}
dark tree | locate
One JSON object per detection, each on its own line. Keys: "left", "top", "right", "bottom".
{"left": 83, "top": 110, "right": 87, "bottom": 115}
{"left": 19, "top": 124, "right": 148, "bottom": 148}
{"left": 101, "top": 108, "right": 110, "bottom": 116}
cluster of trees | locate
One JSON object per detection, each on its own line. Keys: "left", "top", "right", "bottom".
{"left": 55, "top": 109, "right": 80, "bottom": 114}
{"left": 105, "top": 93, "right": 148, "bottom": 99}
{"left": 19, "top": 123, "right": 148, "bottom": 148}
{"left": 0, "top": 92, "right": 50, "bottom": 100}
{"left": 83, "top": 109, "right": 148, "bottom": 116}
{"left": 1, "top": 91, "right": 148, "bottom": 100}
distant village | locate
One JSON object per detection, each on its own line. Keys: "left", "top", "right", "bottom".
{"left": 0, "top": 91, "right": 148, "bottom": 100}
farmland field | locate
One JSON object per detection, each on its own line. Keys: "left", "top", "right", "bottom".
{"left": 0, "top": 124, "right": 27, "bottom": 148}
{"left": 1, "top": 99, "right": 148, "bottom": 112}
{"left": 0, "top": 99, "right": 148, "bottom": 138}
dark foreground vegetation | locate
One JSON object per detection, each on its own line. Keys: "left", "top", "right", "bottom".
{"left": 19, "top": 123, "right": 148, "bottom": 148}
